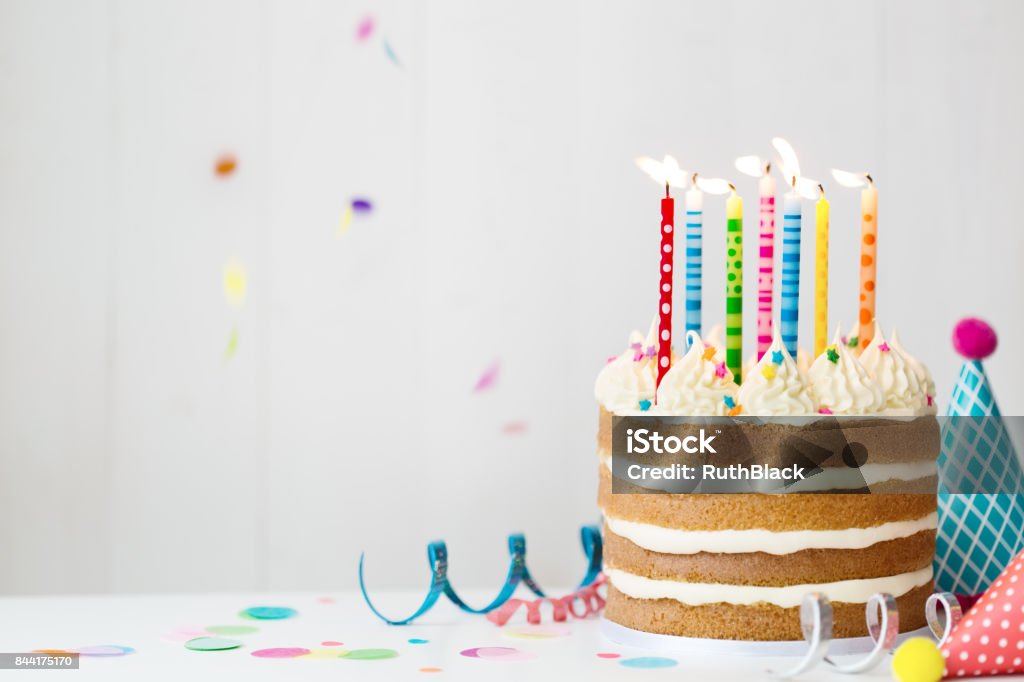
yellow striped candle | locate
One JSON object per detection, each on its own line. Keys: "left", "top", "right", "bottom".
{"left": 814, "top": 187, "right": 830, "bottom": 357}
{"left": 726, "top": 189, "right": 743, "bottom": 383}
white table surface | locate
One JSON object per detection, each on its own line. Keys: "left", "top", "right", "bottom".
{"left": 0, "top": 589, "right": 1017, "bottom": 681}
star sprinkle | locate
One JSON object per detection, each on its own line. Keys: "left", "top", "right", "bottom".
{"left": 818, "top": 407, "right": 833, "bottom": 415}
{"left": 638, "top": 400, "right": 651, "bottom": 411}
{"left": 702, "top": 346, "right": 717, "bottom": 361}
{"left": 927, "top": 395, "right": 934, "bottom": 407}
{"left": 878, "top": 342, "right": 891, "bottom": 352}
{"left": 727, "top": 404, "right": 742, "bottom": 417}
{"left": 847, "top": 335, "right": 859, "bottom": 348}
{"left": 761, "top": 364, "right": 776, "bottom": 380}
{"left": 771, "top": 350, "right": 784, "bottom": 365}
{"left": 632, "top": 351, "right": 643, "bottom": 362}
{"left": 630, "top": 342, "right": 642, "bottom": 350}
{"left": 644, "top": 345, "right": 656, "bottom": 358}
{"left": 723, "top": 396, "right": 735, "bottom": 410}
{"left": 715, "top": 362, "right": 728, "bottom": 378}
{"left": 826, "top": 346, "right": 840, "bottom": 364}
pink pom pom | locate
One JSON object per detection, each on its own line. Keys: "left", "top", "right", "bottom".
{"left": 953, "top": 317, "right": 998, "bottom": 360}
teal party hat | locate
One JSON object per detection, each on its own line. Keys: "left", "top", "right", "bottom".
{"left": 935, "top": 318, "right": 1024, "bottom": 595}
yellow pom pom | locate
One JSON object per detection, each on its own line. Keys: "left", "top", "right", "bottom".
{"left": 892, "top": 637, "right": 944, "bottom": 682}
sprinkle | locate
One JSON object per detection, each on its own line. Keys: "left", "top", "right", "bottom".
{"left": 761, "top": 364, "right": 776, "bottom": 380}
{"left": 223, "top": 260, "right": 247, "bottom": 306}
{"left": 771, "top": 350, "right": 784, "bottom": 365}
{"left": 620, "top": 656, "right": 678, "bottom": 669}
{"left": 240, "top": 606, "right": 297, "bottom": 620}
{"left": 224, "top": 326, "right": 239, "bottom": 361}
{"left": 344, "top": 648, "right": 399, "bottom": 660}
{"left": 408, "top": 639, "right": 429, "bottom": 645}
{"left": 322, "top": 641, "right": 344, "bottom": 646}
{"left": 638, "top": 400, "right": 651, "bottom": 412}
{"left": 840, "top": 336, "right": 847, "bottom": 346}
{"left": 927, "top": 395, "right": 934, "bottom": 407}
{"left": 355, "top": 15, "right": 375, "bottom": 42}
{"left": 629, "top": 342, "right": 642, "bottom": 350}
{"left": 501, "top": 422, "right": 527, "bottom": 434}
{"left": 337, "top": 205, "right": 354, "bottom": 237}
{"left": 473, "top": 361, "right": 500, "bottom": 392}
{"left": 214, "top": 154, "right": 237, "bottom": 177}
{"left": 702, "top": 346, "right": 717, "bottom": 360}
{"left": 606, "top": 356, "right": 617, "bottom": 363}
{"left": 879, "top": 342, "right": 891, "bottom": 352}
{"left": 383, "top": 39, "right": 401, "bottom": 67}
{"left": 351, "top": 198, "right": 373, "bottom": 214}
{"left": 727, "top": 404, "right": 742, "bottom": 417}
{"left": 826, "top": 346, "right": 840, "bottom": 364}
{"left": 597, "top": 653, "right": 622, "bottom": 659}
{"left": 818, "top": 407, "right": 833, "bottom": 415}
{"left": 185, "top": 637, "right": 242, "bottom": 651}
{"left": 723, "top": 396, "right": 736, "bottom": 409}
{"left": 632, "top": 351, "right": 643, "bottom": 362}
{"left": 644, "top": 345, "right": 656, "bottom": 358}
{"left": 715, "top": 362, "right": 728, "bottom": 378}
{"left": 252, "top": 648, "right": 310, "bottom": 658}
{"left": 848, "top": 335, "right": 859, "bottom": 348}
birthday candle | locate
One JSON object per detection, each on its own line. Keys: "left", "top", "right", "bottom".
{"left": 757, "top": 169, "right": 776, "bottom": 360}
{"left": 726, "top": 188, "right": 743, "bottom": 383}
{"left": 858, "top": 177, "right": 878, "bottom": 350}
{"left": 814, "top": 187, "right": 830, "bottom": 357}
{"left": 780, "top": 185, "right": 801, "bottom": 358}
{"left": 685, "top": 178, "right": 704, "bottom": 343}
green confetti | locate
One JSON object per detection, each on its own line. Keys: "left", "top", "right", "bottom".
{"left": 185, "top": 637, "right": 242, "bottom": 651}
{"left": 342, "top": 648, "right": 399, "bottom": 660}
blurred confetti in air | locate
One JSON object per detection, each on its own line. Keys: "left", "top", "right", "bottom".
{"left": 214, "top": 153, "right": 237, "bottom": 178}
{"left": 223, "top": 260, "right": 247, "bottom": 361}
{"left": 337, "top": 197, "right": 374, "bottom": 238}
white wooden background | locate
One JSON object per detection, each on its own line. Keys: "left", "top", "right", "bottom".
{"left": 1, "top": 0, "right": 1022, "bottom": 595}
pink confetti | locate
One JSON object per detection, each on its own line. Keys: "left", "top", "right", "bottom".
{"left": 473, "top": 361, "right": 500, "bottom": 392}
{"left": 315, "top": 596, "right": 335, "bottom": 604}
{"left": 502, "top": 422, "right": 527, "bottom": 435}
{"left": 355, "top": 15, "right": 375, "bottom": 42}
{"left": 606, "top": 356, "right": 617, "bottom": 364}
{"left": 252, "top": 648, "right": 310, "bottom": 658}
{"left": 597, "top": 652, "right": 621, "bottom": 659}
{"left": 321, "top": 641, "right": 344, "bottom": 647}
{"left": 460, "top": 647, "right": 534, "bottom": 661}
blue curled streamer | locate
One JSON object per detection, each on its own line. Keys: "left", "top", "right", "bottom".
{"left": 358, "top": 525, "right": 603, "bottom": 625}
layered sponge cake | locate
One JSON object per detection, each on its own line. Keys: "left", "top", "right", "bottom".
{"left": 595, "top": 323, "right": 938, "bottom": 640}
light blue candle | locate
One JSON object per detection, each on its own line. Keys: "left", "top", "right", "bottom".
{"left": 780, "top": 190, "right": 801, "bottom": 357}
{"left": 684, "top": 186, "right": 703, "bottom": 344}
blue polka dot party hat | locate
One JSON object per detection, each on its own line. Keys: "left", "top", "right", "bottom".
{"left": 935, "top": 318, "right": 1024, "bottom": 595}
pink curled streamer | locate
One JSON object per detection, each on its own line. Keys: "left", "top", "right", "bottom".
{"left": 486, "top": 574, "right": 607, "bottom": 626}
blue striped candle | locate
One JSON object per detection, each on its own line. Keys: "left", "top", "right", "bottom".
{"left": 684, "top": 186, "right": 704, "bottom": 344}
{"left": 780, "top": 191, "right": 801, "bottom": 357}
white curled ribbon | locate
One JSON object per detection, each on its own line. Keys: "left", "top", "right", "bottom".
{"left": 824, "top": 592, "right": 899, "bottom": 674}
{"left": 769, "top": 592, "right": 833, "bottom": 678}
{"left": 925, "top": 592, "right": 962, "bottom": 646}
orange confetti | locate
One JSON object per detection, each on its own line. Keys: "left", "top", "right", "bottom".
{"left": 214, "top": 154, "right": 237, "bottom": 177}
{"left": 419, "top": 668, "right": 442, "bottom": 673}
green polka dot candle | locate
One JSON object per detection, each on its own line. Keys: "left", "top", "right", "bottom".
{"left": 726, "top": 189, "right": 743, "bottom": 383}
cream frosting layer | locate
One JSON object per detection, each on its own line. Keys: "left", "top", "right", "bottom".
{"left": 603, "top": 510, "right": 938, "bottom": 555}
{"left": 604, "top": 565, "right": 933, "bottom": 607}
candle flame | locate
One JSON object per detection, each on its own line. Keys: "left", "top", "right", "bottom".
{"left": 772, "top": 137, "right": 801, "bottom": 180}
{"left": 792, "top": 176, "right": 822, "bottom": 200}
{"left": 831, "top": 169, "right": 869, "bottom": 188}
{"left": 695, "top": 177, "right": 734, "bottom": 195}
{"left": 635, "top": 154, "right": 688, "bottom": 188}
{"left": 734, "top": 155, "right": 765, "bottom": 178}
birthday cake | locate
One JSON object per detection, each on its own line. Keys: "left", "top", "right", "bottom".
{"left": 594, "top": 320, "right": 939, "bottom": 640}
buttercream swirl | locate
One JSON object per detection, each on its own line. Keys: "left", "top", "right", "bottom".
{"left": 736, "top": 327, "right": 815, "bottom": 416}
{"left": 859, "top": 322, "right": 929, "bottom": 415}
{"left": 808, "top": 328, "right": 884, "bottom": 415}
{"left": 594, "top": 319, "right": 664, "bottom": 413}
{"left": 889, "top": 329, "right": 937, "bottom": 413}
{"left": 656, "top": 332, "right": 738, "bottom": 415}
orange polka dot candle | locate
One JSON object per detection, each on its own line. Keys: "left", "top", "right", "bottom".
{"left": 832, "top": 169, "right": 878, "bottom": 351}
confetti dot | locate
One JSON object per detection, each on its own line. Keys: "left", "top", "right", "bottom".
{"left": 223, "top": 261, "right": 247, "bottom": 306}
{"left": 597, "top": 652, "right": 621, "bottom": 659}
{"left": 302, "top": 648, "right": 345, "bottom": 659}
{"left": 461, "top": 647, "right": 534, "bottom": 661}
{"left": 322, "top": 641, "right": 344, "bottom": 647}
{"left": 420, "top": 668, "right": 442, "bottom": 673}
{"left": 214, "top": 154, "right": 237, "bottom": 177}
{"left": 408, "top": 638, "right": 429, "bottom": 644}
{"left": 355, "top": 15, "right": 375, "bottom": 41}
{"left": 343, "top": 648, "right": 399, "bottom": 660}
{"left": 351, "top": 198, "right": 373, "bottom": 214}
{"left": 185, "top": 637, "right": 242, "bottom": 652}
{"left": 241, "top": 606, "right": 297, "bottom": 620}
{"left": 72, "top": 645, "right": 135, "bottom": 657}
{"left": 620, "top": 656, "right": 678, "bottom": 669}
{"left": 206, "top": 625, "right": 259, "bottom": 636}
{"left": 251, "top": 648, "right": 310, "bottom": 658}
